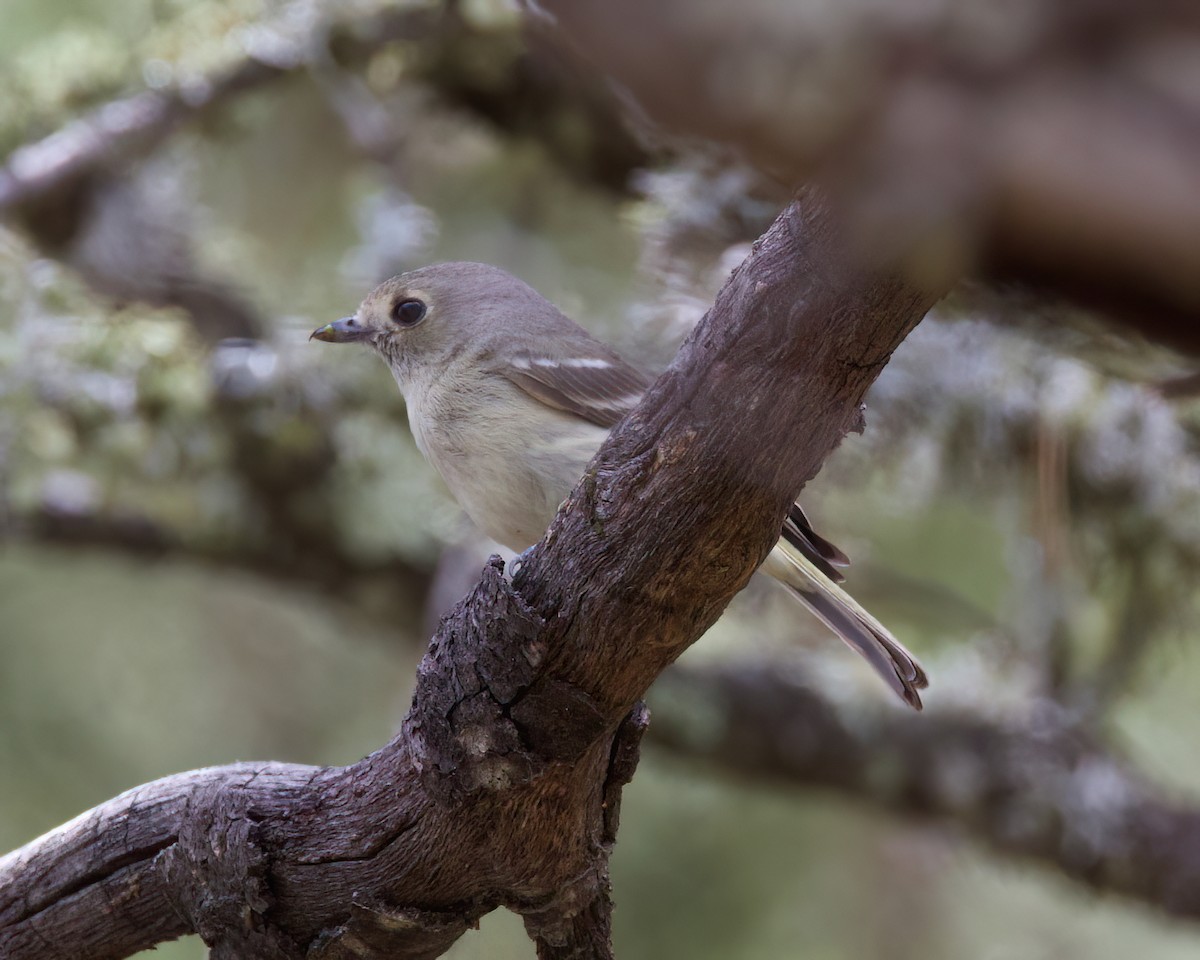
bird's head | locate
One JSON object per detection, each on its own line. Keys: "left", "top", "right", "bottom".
{"left": 311, "top": 261, "right": 557, "bottom": 378}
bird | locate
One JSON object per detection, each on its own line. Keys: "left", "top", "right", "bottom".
{"left": 312, "top": 261, "right": 928, "bottom": 708}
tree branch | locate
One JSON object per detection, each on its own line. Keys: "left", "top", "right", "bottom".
{"left": 0, "top": 196, "right": 938, "bottom": 958}
{"left": 0, "top": 5, "right": 441, "bottom": 219}
{"left": 648, "top": 662, "right": 1200, "bottom": 920}
{"left": 0, "top": 1, "right": 640, "bottom": 239}
{"left": 537, "top": 0, "right": 1200, "bottom": 346}
{"left": 0, "top": 2, "right": 643, "bottom": 343}
{"left": 9, "top": 495, "right": 432, "bottom": 610}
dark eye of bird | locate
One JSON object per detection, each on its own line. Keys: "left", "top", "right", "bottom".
{"left": 391, "top": 298, "right": 427, "bottom": 327}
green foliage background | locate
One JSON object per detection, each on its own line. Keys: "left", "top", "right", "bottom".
{"left": 3, "top": 2, "right": 1200, "bottom": 958}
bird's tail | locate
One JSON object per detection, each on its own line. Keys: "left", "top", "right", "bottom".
{"left": 763, "top": 540, "right": 929, "bottom": 710}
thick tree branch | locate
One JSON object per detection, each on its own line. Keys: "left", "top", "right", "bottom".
{"left": 0, "top": 196, "right": 938, "bottom": 958}
{"left": 648, "top": 663, "right": 1200, "bottom": 920}
{"left": 0, "top": 770, "right": 212, "bottom": 958}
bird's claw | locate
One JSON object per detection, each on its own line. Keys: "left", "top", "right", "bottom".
{"left": 510, "top": 545, "right": 537, "bottom": 576}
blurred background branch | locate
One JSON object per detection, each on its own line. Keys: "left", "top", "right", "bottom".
{"left": 0, "top": 0, "right": 645, "bottom": 342}
{"left": 540, "top": 0, "right": 1200, "bottom": 343}
{"left": 2, "top": 0, "right": 1200, "bottom": 958}
{"left": 648, "top": 662, "right": 1200, "bottom": 921}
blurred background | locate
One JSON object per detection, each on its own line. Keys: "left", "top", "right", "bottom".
{"left": 3, "top": 0, "right": 1200, "bottom": 958}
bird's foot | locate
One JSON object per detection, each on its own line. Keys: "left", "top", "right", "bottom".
{"left": 510, "top": 545, "right": 537, "bottom": 576}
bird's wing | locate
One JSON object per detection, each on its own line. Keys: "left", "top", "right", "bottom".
{"left": 499, "top": 347, "right": 854, "bottom": 575}
{"left": 499, "top": 347, "right": 653, "bottom": 428}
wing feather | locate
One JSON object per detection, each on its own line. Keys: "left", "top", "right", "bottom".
{"left": 500, "top": 347, "right": 652, "bottom": 428}
{"left": 499, "top": 346, "right": 862, "bottom": 598}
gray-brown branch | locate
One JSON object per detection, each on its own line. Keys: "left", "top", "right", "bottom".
{"left": 0, "top": 197, "right": 937, "bottom": 958}
{"left": 648, "top": 663, "right": 1200, "bottom": 919}
{"left": 0, "top": 2, "right": 639, "bottom": 234}
{"left": 539, "top": 0, "right": 1200, "bottom": 349}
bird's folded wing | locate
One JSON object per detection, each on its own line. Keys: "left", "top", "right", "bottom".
{"left": 499, "top": 348, "right": 653, "bottom": 428}
{"left": 499, "top": 345, "right": 858, "bottom": 586}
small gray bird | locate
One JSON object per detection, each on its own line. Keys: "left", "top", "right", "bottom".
{"left": 312, "top": 262, "right": 928, "bottom": 709}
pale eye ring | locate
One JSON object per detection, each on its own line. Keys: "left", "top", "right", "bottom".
{"left": 391, "top": 298, "right": 427, "bottom": 327}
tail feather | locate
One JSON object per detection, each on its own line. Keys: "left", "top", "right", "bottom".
{"left": 765, "top": 540, "right": 928, "bottom": 710}
{"left": 781, "top": 504, "right": 848, "bottom": 583}
{"left": 788, "top": 504, "right": 850, "bottom": 567}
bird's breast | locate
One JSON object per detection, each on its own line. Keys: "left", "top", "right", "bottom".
{"left": 402, "top": 370, "right": 607, "bottom": 550}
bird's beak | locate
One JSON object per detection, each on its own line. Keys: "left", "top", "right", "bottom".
{"left": 310, "top": 317, "right": 368, "bottom": 343}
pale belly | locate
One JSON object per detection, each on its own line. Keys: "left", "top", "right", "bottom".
{"left": 406, "top": 378, "right": 609, "bottom": 551}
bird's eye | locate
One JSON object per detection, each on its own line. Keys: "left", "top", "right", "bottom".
{"left": 391, "top": 298, "right": 427, "bottom": 327}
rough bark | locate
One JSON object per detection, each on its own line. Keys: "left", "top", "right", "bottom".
{"left": 0, "top": 197, "right": 937, "bottom": 958}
